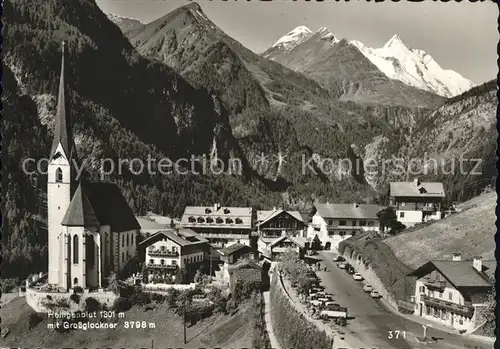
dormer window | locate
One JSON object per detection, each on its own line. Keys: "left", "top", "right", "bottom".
{"left": 226, "top": 218, "right": 233, "bottom": 224}
{"left": 235, "top": 218, "right": 243, "bottom": 224}
{"left": 56, "top": 168, "right": 63, "bottom": 183}
{"left": 205, "top": 208, "right": 212, "bottom": 214}
{"left": 188, "top": 216, "right": 196, "bottom": 223}
{"left": 224, "top": 208, "right": 230, "bottom": 214}
{"left": 216, "top": 217, "right": 223, "bottom": 224}
{"left": 419, "top": 187, "right": 427, "bottom": 194}
{"left": 206, "top": 217, "right": 214, "bottom": 223}
{"left": 197, "top": 217, "right": 205, "bottom": 223}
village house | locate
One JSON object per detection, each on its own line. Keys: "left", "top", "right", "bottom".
{"left": 180, "top": 203, "right": 253, "bottom": 248}
{"left": 408, "top": 253, "right": 493, "bottom": 333}
{"left": 255, "top": 208, "right": 306, "bottom": 238}
{"left": 138, "top": 229, "right": 210, "bottom": 283}
{"left": 218, "top": 243, "right": 255, "bottom": 284}
{"left": 307, "top": 203, "right": 384, "bottom": 251}
{"left": 389, "top": 178, "right": 445, "bottom": 227}
{"left": 258, "top": 235, "right": 310, "bottom": 261}
{"left": 228, "top": 259, "right": 262, "bottom": 292}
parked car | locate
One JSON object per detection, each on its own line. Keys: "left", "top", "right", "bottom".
{"left": 310, "top": 299, "right": 323, "bottom": 307}
{"left": 346, "top": 267, "right": 355, "bottom": 275}
{"left": 353, "top": 273, "right": 364, "bottom": 281}
{"left": 324, "top": 301, "right": 340, "bottom": 307}
{"left": 370, "top": 291, "right": 381, "bottom": 298}
{"left": 362, "top": 284, "right": 373, "bottom": 292}
{"left": 338, "top": 263, "right": 347, "bottom": 269}
{"left": 333, "top": 255, "right": 345, "bottom": 262}
{"left": 320, "top": 304, "right": 348, "bottom": 318}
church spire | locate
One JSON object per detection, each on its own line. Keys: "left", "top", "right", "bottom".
{"left": 50, "top": 41, "right": 76, "bottom": 161}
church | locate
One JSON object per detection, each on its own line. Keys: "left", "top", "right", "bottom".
{"left": 47, "top": 42, "right": 140, "bottom": 291}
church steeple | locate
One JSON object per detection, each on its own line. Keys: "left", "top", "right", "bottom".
{"left": 50, "top": 41, "right": 77, "bottom": 161}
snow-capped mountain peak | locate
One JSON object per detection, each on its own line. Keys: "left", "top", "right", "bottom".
{"left": 106, "top": 12, "right": 145, "bottom": 25}
{"left": 349, "top": 35, "right": 474, "bottom": 97}
{"left": 271, "top": 26, "right": 313, "bottom": 51}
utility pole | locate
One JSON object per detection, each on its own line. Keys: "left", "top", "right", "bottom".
{"left": 183, "top": 302, "right": 187, "bottom": 344}
{"left": 209, "top": 246, "right": 213, "bottom": 281}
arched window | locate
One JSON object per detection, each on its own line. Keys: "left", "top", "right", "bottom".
{"left": 56, "top": 168, "right": 63, "bottom": 183}
{"left": 73, "top": 235, "right": 79, "bottom": 264}
{"left": 126, "top": 234, "right": 129, "bottom": 246}
{"left": 131, "top": 233, "right": 134, "bottom": 245}
{"left": 73, "top": 277, "right": 78, "bottom": 285}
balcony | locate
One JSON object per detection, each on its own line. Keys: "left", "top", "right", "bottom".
{"left": 421, "top": 294, "right": 474, "bottom": 317}
{"left": 147, "top": 248, "right": 179, "bottom": 257}
{"left": 147, "top": 263, "right": 178, "bottom": 270}
{"left": 422, "top": 278, "right": 447, "bottom": 290}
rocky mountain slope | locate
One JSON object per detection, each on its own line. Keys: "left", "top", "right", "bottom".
{"left": 363, "top": 79, "right": 497, "bottom": 201}
{"left": 264, "top": 27, "right": 447, "bottom": 107}
{"left": 107, "top": 12, "right": 145, "bottom": 34}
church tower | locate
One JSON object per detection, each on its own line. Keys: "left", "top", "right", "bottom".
{"left": 47, "top": 42, "right": 78, "bottom": 287}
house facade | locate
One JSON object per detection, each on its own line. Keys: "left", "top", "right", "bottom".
{"left": 139, "top": 229, "right": 209, "bottom": 282}
{"left": 180, "top": 203, "right": 253, "bottom": 248}
{"left": 46, "top": 43, "right": 140, "bottom": 292}
{"left": 408, "top": 253, "right": 492, "bottom": 332}
{"left": 219, "top": 243, "right": 255, "bottom": 284}
{"left": 389, "top": 178, "right": 445, "bottom": 227}
{"left": 256, "top": 208, "right": 306, "bottom": 238}
{"left": 307, "top": 203, "right": 383, "bottom": 251}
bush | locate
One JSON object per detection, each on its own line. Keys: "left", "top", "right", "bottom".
{"left": 70, "top": 293, "right": 80, "bottom": 304}
{"left": 113, "top": 297, "right": 132, "bottom": 313}
{"left": 270, "top": 274, "right": 331, "bottom": 349}
{"left": 1, "top": 278, "right": 20, "bottom": 293}
{"left": 84, "top": 297, "right": 101, "bottom": 312}
{"left": 28, "top": 311, "right": 44, "bottom": 329}
{"left": 130, "top": 288, "right": 151, "bottom": 306}
{"left": 73, "top": 286, "right": 84, "bottom": 294}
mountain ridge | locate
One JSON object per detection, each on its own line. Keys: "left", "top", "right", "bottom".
{"left": 266, "top": 26, "right": 473, "bottom": 98}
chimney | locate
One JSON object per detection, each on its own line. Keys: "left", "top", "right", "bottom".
{"left": 326, "top": 201, "right": 329, "bottom": 204}
{"left": 353, "top": 203, "right": 359, "bottom": 208}
{"left": 452, "top": 252, "right": 462, "bottom": 261}
{"left": 214, "top": 203, "right": 221, "bottom": 211}
{"left": 272, "top": 206, "right": 276, "bottom": 212}
{"left": 414, "top": 178, "right": 420, "bottom": 186}
{"left": 473, "top": 256, "right": 483, "bottom": 272}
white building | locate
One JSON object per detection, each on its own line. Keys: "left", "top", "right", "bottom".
{"left": 180, "top": 203, "right": 253, "bottom": 248}
{"left": 139, "top": 229, "right": 210, "bottom": 282}
{"left": 389, "top": 179, "right": 445, "bottom": 227}
{"left": 47, "top": 43, "right": 140, "bottom": 291}
{"left": 408, "top": 253, "right": 493, "bottom": 332}
{"left": 307, "top": 203, "right": 384, "bottom": 251}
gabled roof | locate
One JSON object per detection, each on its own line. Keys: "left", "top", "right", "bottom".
{"left": 229, "top": 258, "right": 261, "bottom": 271}
{"left": 269, "top": 235, "right": 307, "bottom": 249}
{"left": 50, "top": 41, "right": 77, "bottom": 162}
{"left": 314, "top": 203, "right": 385, "bottom": 220}
{"left": 256, "top": 209, "right": 304, "bottom": 226}
{"left": 408, "top": 260, "right": 492, "bottom": 289}
{"left": 61, "top": 183, "right": 100, "bottom": 227}
{"left": 139, "top": 229, "right": 208, "bottom": 247}
{"left": 219, "top": 242, "right": 252, "bottom": 256}
{"left": 389, "top": 181, "right": 445, "bottom": 198}
{"left": 61, "top": 182, "right": 140, "bottom": 232}
{"left": 181, "top": 205, "right": 253, "bottom": 229}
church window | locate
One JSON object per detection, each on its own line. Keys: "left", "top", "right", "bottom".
{"left": 73, "top": 235, "right": 79, "bottom": 264}
{"left": 56, "top": 168, "right": 63, "bottom": 183}
{"left": 131, "top": 234, "right": 134, "bottom": 245}
{"left": 74, "top": 277, "right": 78, "bottom": 285}
{"left": 122, "top": 236, "right": 124, "bottom": 247}
{"left": 122, "top": 252, "right": 124, "bottom": 262}
{"left": 126, "top": 234, "right": 129, "bottom": 246}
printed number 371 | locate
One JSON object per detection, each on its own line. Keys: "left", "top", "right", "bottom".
{"left": 388, "top": 330, "right": 406, "bottom": 339}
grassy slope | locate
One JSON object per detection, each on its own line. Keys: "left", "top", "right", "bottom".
{"left": 0, "top": 296, "right": 263, "bottom": 349}
{"left": 385, "top": 190, "right": 496, "bottom": 268}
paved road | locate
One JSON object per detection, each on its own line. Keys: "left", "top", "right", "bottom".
{"left": 318, "top": 252, "right": 492, "bottom": 349}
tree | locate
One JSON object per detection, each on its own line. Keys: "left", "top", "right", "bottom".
{"left": 477, "top": 284, "right": 496, "bottom": 337}
{"left": 377, "top": 207, "right": 406, "bottom": 235}
{"left": 193, "top": 268, "right": 203, "bottom": 283}
{"left": 108, "top": 272, "right": 120, "bottom": 295}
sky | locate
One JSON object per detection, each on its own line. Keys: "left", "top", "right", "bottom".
{"left": 96, "top": 0, "right": 498, "bottom": 85}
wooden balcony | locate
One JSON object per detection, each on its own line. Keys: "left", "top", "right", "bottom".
{"left": 421, "top": 294, "right": 474, "bottom": 317}
{"left": 147, "top": 248, "right": 179, "bottom": 257}
{"left": 422, "top": 278, "right": 447, "bottom": 289}
{"left": 147, "top": 263, "right": 178, "bottom": 270}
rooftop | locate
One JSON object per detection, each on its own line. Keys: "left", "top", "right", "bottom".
{"left": 314, "top": 203, "right": 385, "bottom": 220}
{"left": 219, "top": 242, "right": 252, "bottom": 256}
{"left": 181, "top": 204, "right": 253, "bottom": 229}
{"left": 390, "top": 179, "right": 445, "bottom": 198}
{"left": 256, "top": 209, "right": 304, "bottom": 226}
{"left": 139, "top": 229, "right": 208, "bottom": 247}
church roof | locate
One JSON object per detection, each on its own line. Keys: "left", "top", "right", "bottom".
{"left": 50, "top": 41, "right": 77, "bottom": 161}
{"left": 62, "top": 182, "right": 140, "bottom": 232}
